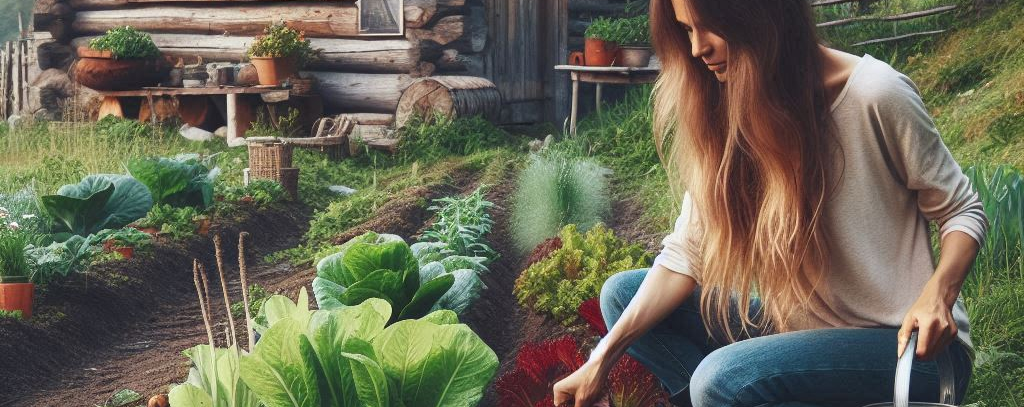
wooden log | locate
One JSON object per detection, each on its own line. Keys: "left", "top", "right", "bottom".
{"left": 406, "top": 11, "right": 486, "bottom": 53}
{"left": 851, "top": 29, "right": 946, "bottom": 46}
{"left": 569, "top": 0, "right": 626, "bottom": 14}
{"left": 72, "top": 35, "right": 424, "bottom": 73}
{"left": 817, "top": 5, "right": 957, "bottom": 28}
{"left": 71, "top": 1, "right": 463, "bottom": 35}
{"left": 1, "top": 43, "right": 9, "bottom": 118}
{"left": 70, "top": 0, "right": 465, "bottom": 8}
{"left": 395, "top": 76, "right": 500, "bottom": 128}
{"left": 337, "top": 112, "right": 395, "bottom": 125}
{"left": 302, "top": 71, "right": 416, "bottom": 113}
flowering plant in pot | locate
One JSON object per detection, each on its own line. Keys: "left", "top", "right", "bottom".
{"left": 247, "top": 22, "right": 318, "bottom": 86}
{"left": 612, "top": 16, "right": 653, "bottom": 67}
{"left": 583, "top": 17, "right": 619, "bottom": 66}
{"left": 0, "top": 219, "right": 35, "bottom": 320}
{"left": 75, "top": 26, "right": 164, "bottom": 91}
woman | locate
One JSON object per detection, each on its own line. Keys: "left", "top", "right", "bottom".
{"left": 552, "top": 0, "right": 987, "bottom": 406}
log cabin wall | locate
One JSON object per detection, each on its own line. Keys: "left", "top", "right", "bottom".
{"left": 28, "top": 0, "right": 585, "bottom": 127}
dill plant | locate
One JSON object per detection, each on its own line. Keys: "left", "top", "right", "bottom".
{"left": 509, "top": 150, "right": 612, "bottom": 254}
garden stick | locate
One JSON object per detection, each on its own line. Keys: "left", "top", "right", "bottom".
{"left": 238, "top": 231, "right": 255, "bottom": 351}
{"left": 196, "top": 261, "right": 219, "bottom": 405}
{"left": 192, "top": 260, "right": 215, "bottom": 350}
{"left": 213, "top": 235, "right": 238, "bottom": 347}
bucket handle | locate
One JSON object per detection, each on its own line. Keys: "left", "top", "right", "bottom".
{"left": 894, "top": 331, "right": 956, "bottom": 407}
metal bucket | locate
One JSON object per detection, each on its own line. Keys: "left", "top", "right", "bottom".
{"left": 863, "top": 332, "right": 957, "bottom": 407}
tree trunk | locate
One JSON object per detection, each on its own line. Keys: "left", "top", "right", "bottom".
{"left": 395, "top": 75, "right": 500, "bottom": 128}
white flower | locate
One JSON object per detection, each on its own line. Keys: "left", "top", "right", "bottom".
{"left": 0, "top": 207, "right": 8, "bottom": 219}
{"left": 21, "top": 214, "right": 36, "bottom": 219}
{"left": 8, "top": 222, "right": 19, "bottom": 230}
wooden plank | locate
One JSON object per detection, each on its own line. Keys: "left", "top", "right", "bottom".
{"left": 811, "top": 0, "right": 861, "bottom": 7}
{"left": 98, "top": 86, "right": 287, "bottom": 97}
{"left": 548, "top": 0, "right": 569, "bottom": 126}
{"left": 817, "top": 5, "right": 957, "bottom": 28}
{"left": 851, "top": 29, "right": 946, "bottom": 46}
{"left": 13, "top": 40, "right": 22, "bottom": 114}
{"left": 71, "top": 34, "right": 424, "bottom": 73}
{"left": 1, "top": 43, "right": 8, "bottom": 118}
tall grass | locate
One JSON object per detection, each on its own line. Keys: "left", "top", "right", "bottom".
{"left": 814, "top": 0, "right": 963, "bottom": 59}
{"left": 509, "top": 150, "right": 612, "bottom": 254}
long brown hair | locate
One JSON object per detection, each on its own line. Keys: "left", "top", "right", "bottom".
{"left": 651, "top": 0, "right": 845, "bottom": 341}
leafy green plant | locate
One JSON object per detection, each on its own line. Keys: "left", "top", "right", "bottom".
{"left": 0, "top": 230, "right": 33, "bottom": 283}
{"left": 38, "top": 174, "right": 154, "bottom": 239}
{"left": 963, "top": 164, "right": 1023, "bottom": 296}
{"left": 510, "top": 151, "right": 612, "bottom": 254}
{"left": 168, "top": 344, "right": 261, "bottom": 407}
{"left": 136, "top": 204, "right": 203, "bottom": 240}
{"left": 584, "top": 16, "right": 618, "bottom": 41}
{"left": 218, "top": 180, "right": 287, "bottom": 207}
{"left": 127, "top": 156, "right": 217, "bottom": 209}
{"left": 231, "top": 284, "right": 270, "bottom": 324}
{"left": 515, "top": 224, "right": 651, "bottom": 325}
{"left": 419, "top": 186, "right": 497, "bottom": 260}
{"left": 25, "top": 234, "right": 100, "bottom": 284}
{"left": 246, "top": 22, "right": 318, "bottom": 68}
{"left": 88, "top": 26, "right": 160, "bottom": 60}
{"left": 0, "top": 309, "right": 23, "bottom": 319}
{"left": 238, "top": 294, "right": 498, "bottom": 407}
{"left": 94, "top": 389, "right": 143, "bottom": 407}
{"left": 313, "top": 231, "right": 489, "bottom": 321}
{"left": 94, "top": 227, "right": 152, "bottom": 248}
{"left": 610, "top": 16, "right": 651, "bottom": 46}
{"left": 392, "top": 113, "right": 516, "bottom": 165}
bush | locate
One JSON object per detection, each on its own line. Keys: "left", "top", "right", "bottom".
{"left": 509, "top": 151, "right": 612, "bottom": 254}
{"left": 514, "top": 224, "right": 651, "bottom": 325}
{"left": 88, "top": 26, "right": 160, "bottom": 60}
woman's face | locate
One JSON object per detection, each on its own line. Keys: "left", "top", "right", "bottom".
{"left": 671, "top": 0, "right": 729, "bottom": 82}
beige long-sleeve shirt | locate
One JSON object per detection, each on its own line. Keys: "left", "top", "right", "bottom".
{"left": 652, "top": 54, "right": 988, "bottom": 353}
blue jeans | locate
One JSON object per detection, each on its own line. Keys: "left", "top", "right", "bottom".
{"left": 600, "top": 269, "right": 973, "bottom": 407}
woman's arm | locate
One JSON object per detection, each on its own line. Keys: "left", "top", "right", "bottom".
{"left": 553, "top": 265, "right": 697, "bottom": 407}
{"left": 899, "top": 231, "right": 979, "bottom": 360}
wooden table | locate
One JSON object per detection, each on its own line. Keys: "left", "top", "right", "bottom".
{"left": 96, "top": 86, "right": 293, "bottom": 147}
{"left": 554, "top": 65, "right": 660, "bottom": 135}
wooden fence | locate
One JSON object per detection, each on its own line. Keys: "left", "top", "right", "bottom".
{"left": 811, "top": 0, "right": 959, "bottom": 47}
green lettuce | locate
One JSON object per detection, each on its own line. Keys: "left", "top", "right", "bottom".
{"left": 168, "top": 344, "right": 261, "bottom": 407}
{"left": 39, "top": 174, "right": 153, "bottom": 238}
{"left": 238, "top": 295, "right": 497, "bottom": 407}
{"left": 127, "top": 156, "right": 217, "bottom": 209}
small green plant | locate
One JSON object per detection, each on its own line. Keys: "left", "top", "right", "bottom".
{"left": 217, "top": 180, "right": 287, "bottom": 206}
{"left": 584, "top": 16, "right": 618, "bottom": 41}
{"left": 509, "top": 151, "right": 612, "bottom": 254}
{"left": 230, "top": 284, "right": 270, "bottom": 324}
{"left": 0, "top": 309, "right": 23, "bottom": 319}
{"left": 0, "top": 230, "right": 33, "bottom": 283}
{"left": 393, "top": 113, "right": 515, "bottom": 165}
{"left": 246, "top": 22, "right": 318, "bottom": 68}
{"left": 88, "top": 26, "right": 160, "bottom": 60}
{"left": 611, "top": 16, "right": 651, "bottom": 46}
{"left": 25, "top": 234, "right": 100, "bottom": 284}
{"left": 136, "top": 204, "right": 203, "bottom": 240}
{"left": 419, "top": 186, "right": 497, "bottom": 261}
{"left": 94, "top": 227, "right": 152, "bottom": 249}
{"left": 514, "top": 224, "right": 651, "bottom": 326}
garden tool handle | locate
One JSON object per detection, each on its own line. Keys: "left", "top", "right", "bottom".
{"left": 894, "top": 331, "right": 956, "bottom": 407}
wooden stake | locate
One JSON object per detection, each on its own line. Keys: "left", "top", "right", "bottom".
{"left": 195, "top": 261, "right": 219, "bottom": 404}
{"left": 238, "top": 232, "right": 255, "bottom": 351}
{"left": 192, "top": 260, "right": 215, "bottom": 348}
{"left": 214, "top": 235, "right": 238, "bottom": 347}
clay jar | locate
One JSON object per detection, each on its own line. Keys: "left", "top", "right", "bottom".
{"left": 250, "top": 55, "right": 298, "bottom": 86}
{"left": 73, "top": 47, "right": 164, "bottom": 91}
{"left": 584, "top": 38, "right": 618, "bottom": 67}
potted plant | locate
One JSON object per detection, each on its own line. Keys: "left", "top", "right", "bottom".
{"left": 614, "top": 16, "right": 653, "bottom": 67}
{"left": 0, "top": 228, "right": 35, "bottom": 320}
{"left": 247, "top": 22, "right": 317, "bottom": 86}
{"left": 97, "top": 228, "right": 151, "bottom": 260}
{"left": 583, "top": 17, "right": 619, "bottom": 67}
{"left": 74, "top": 26, "right": 165, "bottom": 91}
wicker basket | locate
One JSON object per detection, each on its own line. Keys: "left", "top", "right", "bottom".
{"left": 248, "top": 142, "right": 293, "bottom": 172}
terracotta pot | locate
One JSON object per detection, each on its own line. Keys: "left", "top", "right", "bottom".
{"left": 114, "top": 246, "right": 134, "bottom": 259}
{"left": 0, "top": 282, "right": 34, "bottom": 320}
{"left": 618, "top": 46, "right": 653, "bottom": 68}
{"left": 73, "top": 47, "right": 164, "bottom": 91}
{"left": 250, "top": 56, "right": 298, "bottom": 86}
{"left": 584, "top": 38, "right": 618, "bottom": 67}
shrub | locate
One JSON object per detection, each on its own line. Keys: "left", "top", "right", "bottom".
{"left": 510, "top": 151, "right": 612, "bottom": 254}
{"left": 515, "top": 224, "right": 651, "bottom": 325}
{"left": 88, "top": 26, "right": 160, "bottom": 60}
{"left": 419, "top": 186, "right": 497, "bottom": 260}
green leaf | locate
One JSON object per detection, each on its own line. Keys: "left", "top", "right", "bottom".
{"left": 239, "top": 319, "right": 321, "bottom": 407}
{"left": 342, "top": 352, "right": 391, "bottom": 407}
{"left": 168, "top": 384, "right": 213, "bottom": 407}
{"left": 374, "top": 320, "right": 498, "bottom": 407}
{"left": 256, "top": 287, "right": 312, "bottom": 335}
{"left": 419, "top": 309, "right": 459, "bottom": 325}
{"left": 311, "top": 276, "right": 347, "bottom": 310}
{"left": 40, "top": 174, "right": 153, "bottom": 237}
{"left": 127, "top": 157, "right": 215, "bottom": 208}
{"left": 432, "top": 269, "right": 484, "bottom": 314}
{"left": 398, "top": 273, "right": 454, "bottom": 321}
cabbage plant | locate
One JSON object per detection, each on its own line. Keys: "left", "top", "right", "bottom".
{"left": 38, "top": 174, "right": 153, "bottom": 239}
{"left": 238, "top": 294, "right": 498, "bottom": 407}
{"left": 127, "top": 156, "right": 218, "bottom": 209}
{"left": 312, "top": 232, "right": 485, "bottom": 322}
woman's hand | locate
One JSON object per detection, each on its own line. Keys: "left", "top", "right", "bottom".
{"left": 897, "top": 279, "right": 958, "bottom": 361}
{"left": 552, "top": 358, "right": 609, "bottom": 407}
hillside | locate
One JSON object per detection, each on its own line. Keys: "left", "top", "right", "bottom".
{"left": 0, "top": 0, "right": 34, "bottom": 42}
